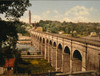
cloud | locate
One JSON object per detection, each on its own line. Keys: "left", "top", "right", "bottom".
{"left": 43, "top": 10, "right": 51, "bottom": 15}
{"left": 42, "top": 10, "right": 51, "bottom": 20}
{"left": 63, "top": 16, "right": 90, "bottom": 22}
{"left": 63, "top": 6, "right": 93, "bottom": 22}
{"left": 46, "top": 10, "right": 50, "bottom": 14}
{"left": 53, "top": 10, "right": 59, "bottom": 14}
{"left": 20, "top": 11, "right": 41, "bottom": 23}
{"left": 20, "top": 11, "right": 29, "bottom": 23}
{"left": 20, "top": 17, "right": 29, "bottom": 23}
{"left": 19, "top": 6, "right": 95, "bottom": 23}
{"left": 90, "top": 7, "right": 94, "bottom": 11}
{"left": 41, "top": 7, "right": 91, "bottom": 22}
{"left": 32, "top": 15, "right": 41, "bottom": 22}
{"left": 73, "top": 16, "right": 89, "bottom": 22}
{"left": 65, "top": 5, "right": 91, "bottom": 16}
{"left": 63, "top": 18, "right": 72, "bottom": 22}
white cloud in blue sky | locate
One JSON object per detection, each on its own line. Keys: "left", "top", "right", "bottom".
{"left": 0, "top": 1, "right": 100, "bottom": 23}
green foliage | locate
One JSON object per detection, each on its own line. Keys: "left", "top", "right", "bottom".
{"left": 23, "top": 32, "right": 30, "bottom": 36}
{"left": 0, "top": 20, "right": 18, "bottom": 44}
{"left": 15, "top": 59, "right": 55, "bottom": 74}
{"left": 0, "top": 53, "right": 5, "bottom": 66}
{"left": 0, "top": 0, "right": 31, "bottom": 67}
{"left": 16, "top": 25, "right": 29, "bottom": 36}
{"left": 37, "top": 20, "right": 100, "bottom": 37}
{"left": 0, "top": 19, "right": 19, "bottom": 66}
{"left": 0, "top": 21, "right": 30, "bottom": 66}
{"left": 13, "top": 20, "right": 30, "bottom": 36}
{"left": 0, "top": 0, "right": 31, "bottom": 20}
{"left": 16, "top": 26, "right": 25, "bottom": 34}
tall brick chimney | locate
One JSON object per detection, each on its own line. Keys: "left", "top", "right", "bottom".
{"left": 29, "top": 10, "right": 31, "bottom": 24}
{"left": 34, "top": 21, "right": 36, "bottom": 29}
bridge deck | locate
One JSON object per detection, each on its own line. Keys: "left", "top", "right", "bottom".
{"left": 35, "top": 31, "right": 100, "bottom": 47}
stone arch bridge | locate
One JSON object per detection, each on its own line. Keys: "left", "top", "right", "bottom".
{"left": 29, "top": 30, "right": 100, "bottom": 73}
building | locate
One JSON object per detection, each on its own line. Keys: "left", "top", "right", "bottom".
{"left": 3, "top": 58, "right": 15, "bottom": 73}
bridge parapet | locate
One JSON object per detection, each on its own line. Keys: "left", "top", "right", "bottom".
{"left": 31, "top": 31, "right": 100, "bottom": 47}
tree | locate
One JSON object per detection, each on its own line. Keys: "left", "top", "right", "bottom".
{"left": 0, "top": 0, "right": 31, "bottom": 20}
{"left": 0, "top": 20, "right": 18, "bottom": 48}
{"left": 0, "top": 0, "right": 31, "bottom": 66}
{"left": 0, "top": 20, "right": 18, "bottom": 66}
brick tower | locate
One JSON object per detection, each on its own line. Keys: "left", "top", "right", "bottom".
{"left": 29, "top": 10, "right": 31, "bottom": 24}
{"left": 34, "top": 21, "right": 36, "bottom": 29}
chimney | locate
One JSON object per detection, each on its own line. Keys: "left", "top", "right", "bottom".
{"left": 29, "top": 10, "right": 31, "bottom": 24}
{"left": 34, "top": 21, "right": 36, "bottom": 29}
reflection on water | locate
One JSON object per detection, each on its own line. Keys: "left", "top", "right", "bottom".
{"left": 16, "top": 43, "right": 35, "bottom": 51}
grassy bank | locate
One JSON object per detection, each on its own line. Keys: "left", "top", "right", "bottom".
{"left": 15, "top": 59, "right": 55, "bottom": 74}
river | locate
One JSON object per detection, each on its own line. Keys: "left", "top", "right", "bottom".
{"left": 16, "top": 43, "right": 35, "bottom": 51}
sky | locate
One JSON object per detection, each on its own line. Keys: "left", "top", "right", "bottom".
{"left": 0, "top": 0, "right": 100, "bottom": 23}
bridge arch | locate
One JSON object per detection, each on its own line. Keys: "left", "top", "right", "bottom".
{"left": 43, "top": 38, "right": 45, "bottom": 44}
{"left": 63, "top": 46, "right": 70, "bottom": 72}
{"left": 51, "top": 41, "right": 57, "bottom": 67}
{"left": 53, "top": 42, "right": 56, "bottom": 47}
{"left": 40, "top": 37, "right": 42, "bottom": 42}
{"left": 73, "top": 50, "right": 82, "bottom": 72}
{"left": 48, "top": 40, "right": 52, "bottom": 62}
{"left": 64, "top": 46, "right": 70, "bottom": 54}
{"left": 73, "top": 50, "right": 82, "bottom": 61}
{"left": 50, "top": 40, "right": 52, "bottom": 45}
{"left": 42, "top": 38, "right": 45, "bottom": 56}
{"left": 57, "top": 43, "right": 63, "bottom": 72}
{"left": 58, "top": 44, "right": 62, "bottom": 51}
{"left": 39, "top": 37, "right": 42, "bottom": 55}
{"left": 46, "top": 39, "right": 48, "bottom": 43}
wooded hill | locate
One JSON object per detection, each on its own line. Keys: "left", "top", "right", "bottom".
{"left": 34, "top": 20, "right": 100, "bottom": 37}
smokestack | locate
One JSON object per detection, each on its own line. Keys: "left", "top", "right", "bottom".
{"left": 34, "top": 21, "right": 36, "bottom": 29}
{"left": 29, "top": 10, "right": 31, "bottom": 24}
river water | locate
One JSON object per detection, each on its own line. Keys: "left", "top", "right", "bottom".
{"left": 16, "top": 43, "right": 35, "bottom": 51}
